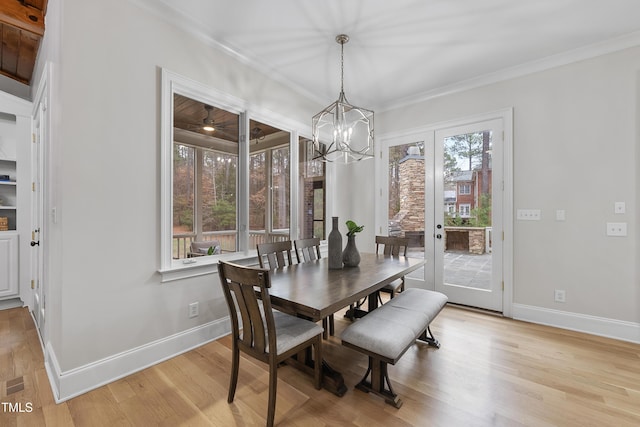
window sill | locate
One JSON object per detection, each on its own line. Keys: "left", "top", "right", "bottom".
{"left": 158, "top": 250, "right": 259, "bottom": 283}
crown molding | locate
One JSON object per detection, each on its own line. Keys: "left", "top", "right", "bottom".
{"left": 382, "top": 30, "right": 640, "bottom": 112}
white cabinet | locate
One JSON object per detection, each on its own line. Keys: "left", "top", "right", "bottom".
{"left": 0, "top": 158, "right": 17, "bottom": 231}
{"left": 0, "top": 94, "right": 30, "bottom": 303}
{"left": 0, "top": 232, "right": 18, "bottom": 299}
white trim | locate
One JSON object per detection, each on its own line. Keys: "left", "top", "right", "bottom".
{"left": 44, "top": 317, "right": 232, "bottom": 403}
{"left": 512, "top": 303, "right": 640, "bottom": 344}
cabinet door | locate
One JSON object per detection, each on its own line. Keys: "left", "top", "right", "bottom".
{"left": 0, "top": 233, "right": 18, "bottom": 298}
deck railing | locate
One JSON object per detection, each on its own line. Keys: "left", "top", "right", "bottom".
{"left": 172, "top": 229, "right": 290, "bottom": 259}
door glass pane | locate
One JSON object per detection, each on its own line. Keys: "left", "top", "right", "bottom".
{"left": 443, "top": 131, "right": 492, "bottom": 290}
{"left": 299, "top": 137, "right": 326, "bottom": 239}
{"left": 388, "top": 142, "right": 425, "bottom": 258}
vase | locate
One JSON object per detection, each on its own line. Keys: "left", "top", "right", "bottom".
{"left": 342, "top": 234, "right": 361, "bottom": 267}
{"left": 328, "top": 216, "right": 343, "bottom": 269}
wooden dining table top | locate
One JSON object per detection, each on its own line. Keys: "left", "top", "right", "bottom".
{"left": 267, "top": 252, "right": 426, "bottom": 322}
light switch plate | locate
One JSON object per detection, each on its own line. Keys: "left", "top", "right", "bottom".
{"left": 614, "top": 202, "right": 625, "bottom": 214}
{"left": 517, "top": 209, "right": 541, "bottom": 220}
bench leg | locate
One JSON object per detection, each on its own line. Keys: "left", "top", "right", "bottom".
{"left": 417, "top": 326, "right": 440, "bottom": 348}
{"left": 354, "top": 357, "right": 403, "bottom": 409}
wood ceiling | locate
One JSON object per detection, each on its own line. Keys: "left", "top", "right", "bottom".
{"left": 173, "top": 94, "right": 288, "bottom": 151}
{"left": 0, "top": 0, "right": 47, "bottom": 85}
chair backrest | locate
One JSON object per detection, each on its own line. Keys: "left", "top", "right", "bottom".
{"left": 257, "top": 240, "right": 294, "bottom": 269}
{"left": 294, "top": 238, "right": 321, "bottom": 263}
{"left": 375, "top": 235, "right": 409, "bottom": 257}
{"left": 190, "top": 240, "right": 221, "bottom": 255}
{"left": 217, "top": 261, "right": 276, "bottom": 359}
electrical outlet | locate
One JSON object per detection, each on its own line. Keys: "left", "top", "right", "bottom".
{"left": 606, "top": 222, "right": 627, "bottom": 237}
{"left": 554, "top": 290, "right": 566, "bottom": 303}
{"left": 188, "top": 302, "right": 199, "bottom": 318}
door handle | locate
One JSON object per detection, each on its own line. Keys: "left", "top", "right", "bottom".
{"left": 30, "top": 240, "right": 40, "bottom": 247}
{"left": 436, "top": 234, "right": 442, "bottom": 239}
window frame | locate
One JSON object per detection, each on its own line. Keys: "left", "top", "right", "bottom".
{"left": 459, "top": 203, "right": 471, "bottom": 217}
{"left": 159, "top": 69, "right": 309, "bottom": 282}
{"left": 459, "top": 183, "right": 471, "bottom": 195}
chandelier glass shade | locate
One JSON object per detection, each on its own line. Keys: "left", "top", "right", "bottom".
{"left": 312, "top": 34, "right": 374, "bottom": 163}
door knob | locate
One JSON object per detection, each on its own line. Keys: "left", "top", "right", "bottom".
{"left": 30, "top": 240, "right": 40, "bottom": 247}
{"left": 436, "top": 224, "right": 442, "bottom": 229}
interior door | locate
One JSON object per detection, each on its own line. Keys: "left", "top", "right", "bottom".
{"left": 31, "top": 98, "right": 45, "bottom": 338}
{"left": 434, "top": 119, "right": 503, "bottom": 312}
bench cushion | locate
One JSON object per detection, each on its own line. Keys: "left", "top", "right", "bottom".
{"left": 341, "top": 288, "right": 447, "bottom": 362}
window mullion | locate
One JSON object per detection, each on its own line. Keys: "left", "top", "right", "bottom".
{"left": 195, "top": 148, "right": 204, "bottom": 241}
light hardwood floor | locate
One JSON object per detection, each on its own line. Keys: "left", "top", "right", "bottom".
{"left": 1, "top": 304, "right": 639, "bottom": 426}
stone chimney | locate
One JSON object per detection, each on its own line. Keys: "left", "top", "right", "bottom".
{"left": 398, "top": 149, "right": 424, "bottom": 232}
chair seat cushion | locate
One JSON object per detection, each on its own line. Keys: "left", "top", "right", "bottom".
{"left": 381, "top": 279, "right": 403, "bottom": 292}
{"left": 272, "top": 311, "right": 323, "bottom": 355}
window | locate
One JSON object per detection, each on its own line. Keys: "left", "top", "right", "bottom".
{"left": 249, "top": 119, "right": 291, "bottom": 245}
{"left": 160, "top": 69, "right": 322, "bottom": 278}
{"left": 459, "top": 204, "right": 471, "bottom": 217}
{"left": 459, "top": 183, "right": 471, "bottom": 195}
{"left": 171, "top": 93, "right": 240, "bottom": 260}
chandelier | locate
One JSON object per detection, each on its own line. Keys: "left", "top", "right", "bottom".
{"left": 312, "top": 34, "right": 374, "bottom": 163}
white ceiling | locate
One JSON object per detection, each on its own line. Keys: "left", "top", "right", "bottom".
{"left": 151, "top": 0, "right": 640, "bottom": 111}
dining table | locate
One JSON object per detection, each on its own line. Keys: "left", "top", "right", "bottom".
{"left": 267, "top": 252, "right": 426, "bottom": 396}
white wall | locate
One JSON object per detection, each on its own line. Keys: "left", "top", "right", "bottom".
{"left": 32, "top": 0, "right": 322, "bottom": 400}
{"left": 370, "top": 47, "right": 639, "bottom": 335}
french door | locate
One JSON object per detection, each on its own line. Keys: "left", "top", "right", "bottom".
{"left": 384, "top": 115, "right": 508, "bottom": 313}
{"left": 434, "top": 119, "right": 503, "bottom": 312}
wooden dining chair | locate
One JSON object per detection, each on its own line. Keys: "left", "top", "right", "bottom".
{"left": 294, "top": 238, "right": 334, "bottom": 339}
{"left": 217, "top": 261, "right": 323, "bottom": 427}
{"left": 376, "top": 235, "right": 410, "bottom": 302}
{"left": 347, "top": 235, "right": 411, "bottom": 318}
{"left": 257, "top": 240, "right": 294, "bottom": 269}
{"left": 293, "top": 237, "right": 321, "bottom": 263}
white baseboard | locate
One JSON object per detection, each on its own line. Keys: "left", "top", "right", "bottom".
{"left": 512, "top": 303, "right": 640, "bottom": 344}
{"left": 44, "top": 317, "right": 231, "bottom": 403}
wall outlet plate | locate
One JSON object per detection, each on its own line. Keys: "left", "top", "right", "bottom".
{"left": 188, "top": 302, "right": 199, "bottom": 318}
{"left": 606, "top": 222, "right": 627, "bottom": 237}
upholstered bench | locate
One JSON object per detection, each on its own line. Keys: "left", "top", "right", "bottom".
{"left": 341, "top": 288, "right": 448, "bottom": 408}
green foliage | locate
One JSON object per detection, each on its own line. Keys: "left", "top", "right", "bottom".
{"left": 208, "top": 199, "right": 237, "bottom": 229}
{"left": 346, "top": 220, "right": 364, "bottom": 236}
{"left": 470, "top": 194, "right": 492, "bottom": 227}
{"left": 445, "top": 214, "right": 465, "bottom": 226}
